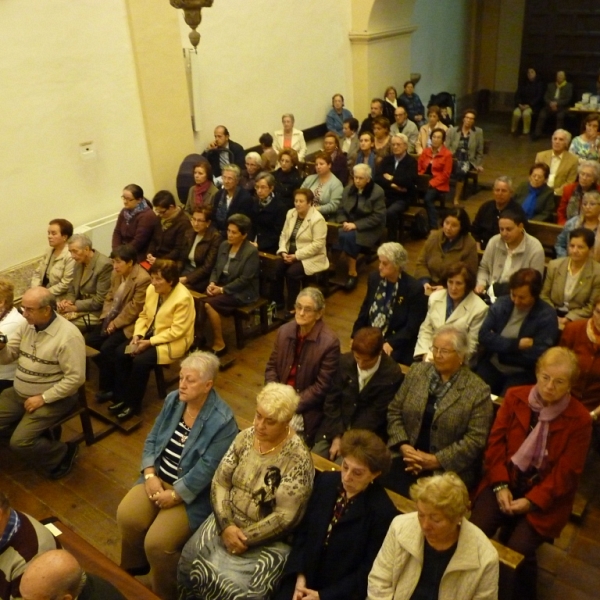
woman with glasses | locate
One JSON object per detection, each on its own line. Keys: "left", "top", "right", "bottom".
{"left": 514, "top": 163, "right": 555, "bottom": 222}
{"left": 249, "top": 172, "right": 287, "bottom": 255}
{"left": 557, "top": 160, "right": 600, "bottom": 225}
{"left": 555, "top": 190, "right": 600, "bottom": 260}
{"left": 265, "top": 287, "right": 340, "bottom": 445}
{"left": 381, "top": 325, "right": 493, "bottom": 496}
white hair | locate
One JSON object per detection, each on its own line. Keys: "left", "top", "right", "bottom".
{"left": 353, "top": 163, "right": 372, "bottom": 179}
{"left": 180, "top": 351, "right": 220, "bottom": 382}
{"left": 377, "top": 242, "right": 408, "bottom": 270}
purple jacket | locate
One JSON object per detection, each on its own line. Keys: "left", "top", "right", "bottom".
{"left": 112, "top": 202, "right": 158, "bottom": 262}
{"left": 265, "top": 319, "right": 340, "bottom": 440}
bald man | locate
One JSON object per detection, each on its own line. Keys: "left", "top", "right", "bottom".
{"left": 20, "top": 550, "right": 125, "bottom": 600}
{"left": 0, "top": 287, "right": 85, "bottom": 479}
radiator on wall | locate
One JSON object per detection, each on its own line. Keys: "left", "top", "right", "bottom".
{"left": 74, "top": 213, "right": 120, "bottom": 256}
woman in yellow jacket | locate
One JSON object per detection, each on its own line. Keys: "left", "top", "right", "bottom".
{"left": 108, "top": 259, "right": 195, "bottom": 420}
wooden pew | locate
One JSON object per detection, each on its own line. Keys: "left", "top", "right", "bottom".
{"left": 526, "top": 220, "right": 562, "bottom": 259}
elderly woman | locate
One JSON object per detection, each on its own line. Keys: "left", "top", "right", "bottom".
{"left": 368, "top": 473, "right": 499, "bottom": 600}
{"left": 275, "top": 189, "right": 329, "bottom": 313}
{"left": 323, "top": 131, "right": 349, "bottom": 184}
{"left": 108, "top": 259, "right": 195, "bottom": 421}
{"left": 416, "top": 105, "right": 449, "bottom": 155}
{"left": 179, "top": 207, "right": 222, "bottom": 294}
{"left": 354, "top": 242, "right": 427, "bottom": 366}
{"left": 273, "top": 113, "right": 307, "bottom": 162}
{"left": 334, "top": 164, "right": 386, "bottom": 290}
{"left": 414, "top": 208, "right": 478, "bottom": 293}
{"left": 240, "top": 151, "right": 264, "bottom": 193}
{"left": 414, "top": 262, "right": 488, "bottom": 362}
{"left": 200, "top": 214, "right": 259, "bottom": 357}
{"left": 273, "top": 148, "right": 304, "bottom": 209}
{"left": 569, "top": 112, "right": 600, "bottom": 162}
{"left": 116, "top": 352, "right": 238, "bottom": 599}
{"left": 555, "top": 190, "right": 600, "bottom": 260}
{"left": 326, "top": 93, "right": 353, "bottom": 138}
{"left": 445, "top": 108, "right": 484, "bottom": 206}
{"left": 112, "top": 184, "right": 158, "bottom": 262}
{"left": 184, "top": 161, "right": 218, "bottom": 215}
{"left": 398, "top": 80, "right": 425, "bottom": 125}
{"left": 178, "top": 383, "right": 314, "bottom": 600}
{"left": 275, "top": 430, "right": 398, "bottom": 600}
{"left": 477, "top": 268, "right": 559, "bottom": 395}
{"left": 382, "top": 85, "right": 399, "bottom": 121}
{"left": 354, "top": 131, "right": 377, "bottom": 171}
{"left": 557, "top": 160, "right": 600, "bottom": 224}
{"left": 382, "top": 326, "right": 493, "bottom": 496}
{"left": 372, "top": 116, "right": 392, "bottom": 163}
{"left": 85, "top": 244, "right": 151, "bottom": 403}
{"left": 265, "top": 288, "right": 340, "bottom": 444}
{"left": 301, "top": 151, "right": 344, "bottom": 217}
{"left": 249, "top": 171, "right": 287, "bottom": 255}
{"left": 0, "top": 279, "right": 26, "bottom": 393}
{"left": 30, "top": 218, "right": 75, "bottom": 300}
{"left": 542, "top": 228, "right": 600, "bottom": 329}
{"left": 211, "top": 164, "right": 254, "bottom": 236}
{"left": 471, "top": 347, "right": 592, "bottom": 600}
{"left": 514, "top": 163, "right": 555, "bottom": 222}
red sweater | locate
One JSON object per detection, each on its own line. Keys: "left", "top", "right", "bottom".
{"left": 418, "top": 145, "right": 453, "bottom": 192}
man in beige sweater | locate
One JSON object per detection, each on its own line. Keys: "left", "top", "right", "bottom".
{"left": 0, "top": 287, "right": 85, "bottom": 479}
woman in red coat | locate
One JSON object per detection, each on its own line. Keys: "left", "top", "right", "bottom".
{"left": 470, "top": 347, "right": 592, "bottom": 600}
{"left": 418, "top": 128, "right": 453, "bottom": 230}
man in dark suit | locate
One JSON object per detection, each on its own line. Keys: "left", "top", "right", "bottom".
{"left": 312, "top": 327, "right": 404, "bottom": 462}
{"left": 533, "top": 70, "right": 574, "bottom": 139}
{"left": 374, "top": 134, "right": 418, "bottom": 242}
{"left": 358, "top": 98, "right": 385, "bottom": 135}
{"left": 201, "top": 125, "right": 245, "bottom": 178}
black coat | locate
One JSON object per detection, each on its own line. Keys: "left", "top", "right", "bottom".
{"left": 250, "top": 195, "right": 287, "bottom": 254}
{"left": 315, "top": 351, "right": 404, "bottom": 443}
{"left": 201, "top": 140, "right": 245, "bottom": 177}
{"left": 210, "top": 238, "right": 260, "bottom": 304}
{"left": 273, "top": 168, "right": 304, "bottom": 209}
{"left": 275, "top": 471, "right": 398, "bottom": 600}
{"left": 353, "top": 271, "right": 428, "bottom": 366}
{"left": 212, "top": 186, "right": 254, "bottom": 236}
{"left": 374, "top": 153, "right": 418, "bottom": 206}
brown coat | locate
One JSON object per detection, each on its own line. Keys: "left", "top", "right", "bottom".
{"left": 147, "top": 208, "right": 192, "bottom": 263}
{"left": 179, "top": 226, "right": 222, "bottom": 291}
{"left": 99, "top": 264, "right": 151, "bottom": 338}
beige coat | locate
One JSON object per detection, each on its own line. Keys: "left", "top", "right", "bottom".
{"left": 277, "top": 206, "right": 329, "bottom": 276}
{"left": 535, "top": 149, "right": 579, "bottom": 196}
{"left": 31, "top": 246, "right": 75, "bottom": 300}
{"left": 273, "top": 128, "right": 307, "bottom": 162}
{"left": 367, "top": 512, "right": 499, "bottom": 600}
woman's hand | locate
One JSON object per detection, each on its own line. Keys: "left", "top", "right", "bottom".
{"left": 283, "top": 253, "right": 296, "bottom": 264}
{"left": 328, "top": 436, "right": 342, "bottom": 461}
{"left": 496, "top": 487, "right": 513, "bottom": 513}
{"left": 403, "top": 447, "right": 440, "bottom": 474}
{"left": 144, "top": 475, "right": 164, "bottom": 499}
{"left": 146, "top": 254, "right": 156, "bottom": 265}
{"left": 179, "top": 276, "right": 188, "bottom": 284}
{"left": 293, "top": 574, "right": 308, "bottom": 600}
{"left": 152, "top": 489, "right": 180, "bottom": 510}
{"left": 57, "top": 300, "right": 77, "bottom": 313}
{"left": 382, "top": 342, "right": 393, "bottom": 356}
{"left": 508, "top": 498, "right": 531, "bottom": 515}
{"left": 206, "top": 282, "right": 224, "bottom": 296}
{"left": 105, "top": 320, "right": 117, "bottom": 335}
{"left": 221, "top": 525, "right": 248, "bottom": 555}
{"left": 383, "top": 173, "right": 394, "bottom": 181}
{"left": 249, "top": 241, "right": 258, "bottom": 248}
{"left": 342, "top": 222, "right": 357, "bottom": 232}
{"left": 295, "top": 588, "right": 319, "bottom": 600}
{"left": 132, "top": 339, "right": 152, "bottom": 355}
{"left": 518, "top": 337, "right": 534, "bottom": 350}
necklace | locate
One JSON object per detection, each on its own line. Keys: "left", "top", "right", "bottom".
{"left": 257, "top": 427, "right": 290, "bottom": 455}
{"left": 185, "top": 406, "right": 200, "bottom": 420}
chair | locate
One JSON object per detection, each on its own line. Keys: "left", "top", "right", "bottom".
{"left": 46, "top": 384, "right": 99, "bottom": 446}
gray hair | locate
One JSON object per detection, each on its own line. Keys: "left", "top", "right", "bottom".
{"left": 255, "top": 171, "right": 276, "bottom": 187}
{"left": 554, "top": 128, "right": 572, "bottom": 145}
{"left": 578, "top": 160, "right": 600, "bottom": 180}
{"left": 391, "top": 133, "right": 408, "bottom": 146}
{"left": 494, "top": 175, "right": 514, "bottom": 192}
{"left": 353, "top": 163, "right": 372, "bottom": 179}
{"left": 296, "top": 286, "right": 325, "bottom": 312}
{"left": 180, "top": 351, "right": 220, "bottom": 382}
{"left": 583, "top": 190, "right": 600, "bottom": 204}
{"left": 222, "top": 163, "right": 241, "bottom": 180}
{"left": 282, "top": 113, "right": 295, "bottom": 124}
{"left": 433, "top": 324, "right": 469, "bottom": 361}
{"left": 377, "top": 242, "right": 408, "bottom": 270}
{"left": 245, "top": 151, "right": 263, "bottom": 167}
{"left": 67, "top": 233, "right": 92, "bottom": 250}
{"left": 257, "top": 383, "right": 299, "bottom": 422}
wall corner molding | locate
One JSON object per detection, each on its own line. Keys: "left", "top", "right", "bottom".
{"left": 349, "top": 25, "right": 417, "bottom": 44}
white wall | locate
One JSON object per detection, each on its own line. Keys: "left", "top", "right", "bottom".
{"left": 177, "top": 0, "right": 354, "bottom": 152}
{"left": 410, "top": 0, "right": 471, "bottom": 106}
{"left": 0, "top": 0, "right": 153, "bottom": 271}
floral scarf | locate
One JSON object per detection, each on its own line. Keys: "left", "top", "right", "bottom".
{"left": 369, "top": 278, "right": 400, "bottom": 335}
{"left": 123, "top": 198, "right": 148, "bottom": 224}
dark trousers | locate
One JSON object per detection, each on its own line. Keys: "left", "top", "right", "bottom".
{"left": 471, "top": 486, "right": 551, "bottom": 600}
{"left": 386, "top": 199, "right": 408, "bottom": 242}
{"left": 423, "top": 188, "right": 442, "bottom": 229}
{"left": 114, "top": 342, "right": 158, "bottom": 413}
{"left": 475, "top": 357, "right": 536, "bottom": 396}
{"left": 534, "top": 106, "right": 567, "bottom": 136}
{"left": 85, "top": 326, "right": 128, "bottom": 392}
{"left": 336, "top": 229, "right": 361, "bottom": 258}
{"left": 275, "top": 260, "right": 306, "bottom": 310}
{"left": 377, "top": 455, "right": 422, "bottom": 497}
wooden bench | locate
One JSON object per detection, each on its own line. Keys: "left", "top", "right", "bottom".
{"left": 42, "top": 519, "right": 160, "bottom": 599}
{"left": 526, "top": 220, "right": 562, "bottom": 259}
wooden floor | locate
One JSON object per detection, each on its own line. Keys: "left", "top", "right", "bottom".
{"left": 2, "top": 114, "right": 600, "bottom": 599}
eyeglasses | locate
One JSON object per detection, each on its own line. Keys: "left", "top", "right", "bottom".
{"left": 191, "top": 218, "right": 207, "bottom": 224}
{"left": 582, "top": 202, "right": 599, "bottom": 207}
{"left": 121, "top": 195, "right": 136, "bottom": 202}
{"left": 294, "top": 303, "right": 317, "bottom": 314}
{"left": 430, "top": 346, "right": 456, "bottom": 357}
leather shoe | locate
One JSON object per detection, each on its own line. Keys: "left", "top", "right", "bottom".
{"left": 95, "top": 390, "right": 114, "bottom": 403}
{"left": 344, "top": 276, "right": 358, "bottom": 291}
{"left": 211, "top": 345, "right": 228, "bottom": 358}
{"left": 108, "top": 401, "right": 126, "bottom": 414}
{"left": 50, "top": 442, "right": 79, "bottom": 480}
{"left": 117, "top": 406, "right": 135, "bottom": 421}
{"left": 124, "top": 564, "right": 150, "bottom": 577}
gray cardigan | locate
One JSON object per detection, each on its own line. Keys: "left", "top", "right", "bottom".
{"left": 445, "top": 126, "right": 484, "bottom": 167}
{"left": 301, "top": 173, "right": 344, "bottom": 216}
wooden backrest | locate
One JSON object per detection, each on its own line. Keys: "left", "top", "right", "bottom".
{"left": 258, "top": 252, "right": 283, "bottom": 300}
{"left": 526, "top": 220, "right": 562, "bottom": 257}
{"left": 326, "top": 222, "right": 341, "bottom": 247}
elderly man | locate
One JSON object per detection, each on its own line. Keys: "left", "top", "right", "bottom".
{"left": 359, "top": 98, "right": 385, "bottom": 135}
{"left": 20, "top": 549, "right": 125, "bottom": 600}
{"left": 312, "top": 327, "right": 403, "bottom": 463}
{"left": 201, "top": 125, "right": 245, "bottom": 179}
{"left": 533, "top": 70, "right": 574, "bottom": 139}
{"left": 56, "top": 234, "right": 112, "bottom": 332}
{"left": 390, "top": 106, "right": 418, "bottom": 153}
{"left": 374, "top": 133, "right": 418, "bottom": 242}
{"left": 210, "top": 164, "right": 253, "bottom": 236}
{"left": 0, "top": 492, "right": 58, "bottom": 600}
{"left": 0, "top": 287, "right": 85, "bottom": 478}
{"left": 471, "top": 176, "right": 526, "bottom": 250}
{"left": 535, "top": 129, "right": 579, "bottom": 197}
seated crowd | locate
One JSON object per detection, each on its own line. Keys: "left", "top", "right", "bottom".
{"left": 2, "top": 84, "right": 600, "bottom": 600}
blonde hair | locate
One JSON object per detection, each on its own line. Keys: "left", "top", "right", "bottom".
{"left": 410, "top": 472, "right": 470, "bottom": 521}
{"left": 536, "top": 347, "right": 579, "bottom": 386}
{"left": 0, "top": 278, "right": 15, "bottom": 310}
{"left": 256, "top": 383, "right": 299, "bottom": 422}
